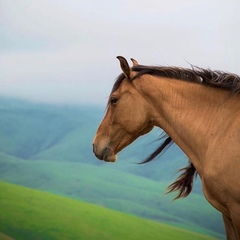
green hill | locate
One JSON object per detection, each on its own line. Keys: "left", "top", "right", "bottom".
{"left": 0, "top": 153, "right": 223, "bottom": 239}
{"left": 0, "top": 181, "right": 216, "bottom": 240}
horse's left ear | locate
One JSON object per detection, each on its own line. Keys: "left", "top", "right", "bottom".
{"left": 116, "top": 56, "right": 131, "bottom": 79}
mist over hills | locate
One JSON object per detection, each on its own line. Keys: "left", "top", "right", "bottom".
{"left": 0, "top": 97, "right": 224, "bottom": 238}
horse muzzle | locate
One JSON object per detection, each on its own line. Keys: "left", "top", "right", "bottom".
{"left": 92, "top": 143, "right": 117, "bottom": 162}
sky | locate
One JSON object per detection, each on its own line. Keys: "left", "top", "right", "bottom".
{"left": 1, "top": 0, "right": 239, "bottom": 105}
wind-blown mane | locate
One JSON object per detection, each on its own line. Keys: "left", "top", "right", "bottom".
{"left": 132, "top": 65, "right": 240, "bottom": 93}
{"left": 111, "top": 64, "right": 240, "bottom": 199}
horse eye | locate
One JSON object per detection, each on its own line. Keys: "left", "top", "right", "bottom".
{"left": 110, "top": 97, "right": 118, "bottom": 105}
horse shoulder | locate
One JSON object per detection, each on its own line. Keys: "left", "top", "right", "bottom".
{"left": 201, "top": 151, "right": 240, "bottom": 217}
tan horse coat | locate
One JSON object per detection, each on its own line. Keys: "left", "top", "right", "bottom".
{"left": 93, "top": 57, "right": 240, "bottom": 239}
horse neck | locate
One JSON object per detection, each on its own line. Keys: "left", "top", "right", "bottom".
{"left": 134, "top": 75, "right": 239, "bottom": 174}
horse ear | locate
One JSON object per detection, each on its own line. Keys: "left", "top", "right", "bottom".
{"left": 116, "top": 56, "right": 131, "bottom": 79}
{"left": 130, "top": 58, "right": 138, "bottom": 66}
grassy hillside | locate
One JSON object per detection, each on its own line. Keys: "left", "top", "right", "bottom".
{"left": 0, "top": 153, "right": 224, "bottom": 239}
{"left": 0, "top": 181, "right": 216, "bottom": 240}
{"left": 0, "top": 97, "right": 225, "bottom": 238}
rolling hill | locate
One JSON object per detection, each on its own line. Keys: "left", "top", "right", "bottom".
{"left": 0, "top": 181, "right": 217, "bottom": 240}
{"left": 0, "top": 97, "right": 225, "bottom": 238}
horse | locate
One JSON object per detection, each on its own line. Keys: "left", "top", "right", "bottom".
{"left": 92, "top": 56, "right": 240, "bottom": 239}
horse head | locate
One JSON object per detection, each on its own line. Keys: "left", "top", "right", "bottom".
{"left": 92, "top": 56, "right": 154, "bottom": 162}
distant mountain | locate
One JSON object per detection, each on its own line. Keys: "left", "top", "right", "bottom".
{"left": 0, "top": 97, "right": 225, "bottom": 238}
{"left": 0, "top": 97, "right": 102, "bottom": 160}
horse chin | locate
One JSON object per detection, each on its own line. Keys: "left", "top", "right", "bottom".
{"left": 103, "top": 154, "right": 117, "bottom": 163}
{"left": 103, "top": 147, "right": 117, "bottom": 163}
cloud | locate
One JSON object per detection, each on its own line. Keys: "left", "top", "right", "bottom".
{"left": 0, "top": 0, "right": 239, "bottom": 105}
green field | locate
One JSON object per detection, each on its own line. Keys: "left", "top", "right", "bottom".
{"left": 0, "top": 181, "right": 217, "bottom": 240}
{"left": 0, "top": 153, "right": 223, "bottom": 238}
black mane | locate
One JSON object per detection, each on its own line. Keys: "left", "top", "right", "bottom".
{"left": 111, "top": 64, "right": 240, "bottom": 199}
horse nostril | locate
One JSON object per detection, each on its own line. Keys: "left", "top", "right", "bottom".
{"left": 100, "top": 147, "right": 108, "bottom": 161}
{"left": 92, "top": 143, "right": 95, "bottom": 153}
{"left": 102, "top": 147, "right": 108, "bottom": 156}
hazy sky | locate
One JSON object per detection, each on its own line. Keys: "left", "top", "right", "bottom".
{"left": 1, "top": 0, "right": 239, "bottom": 105}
